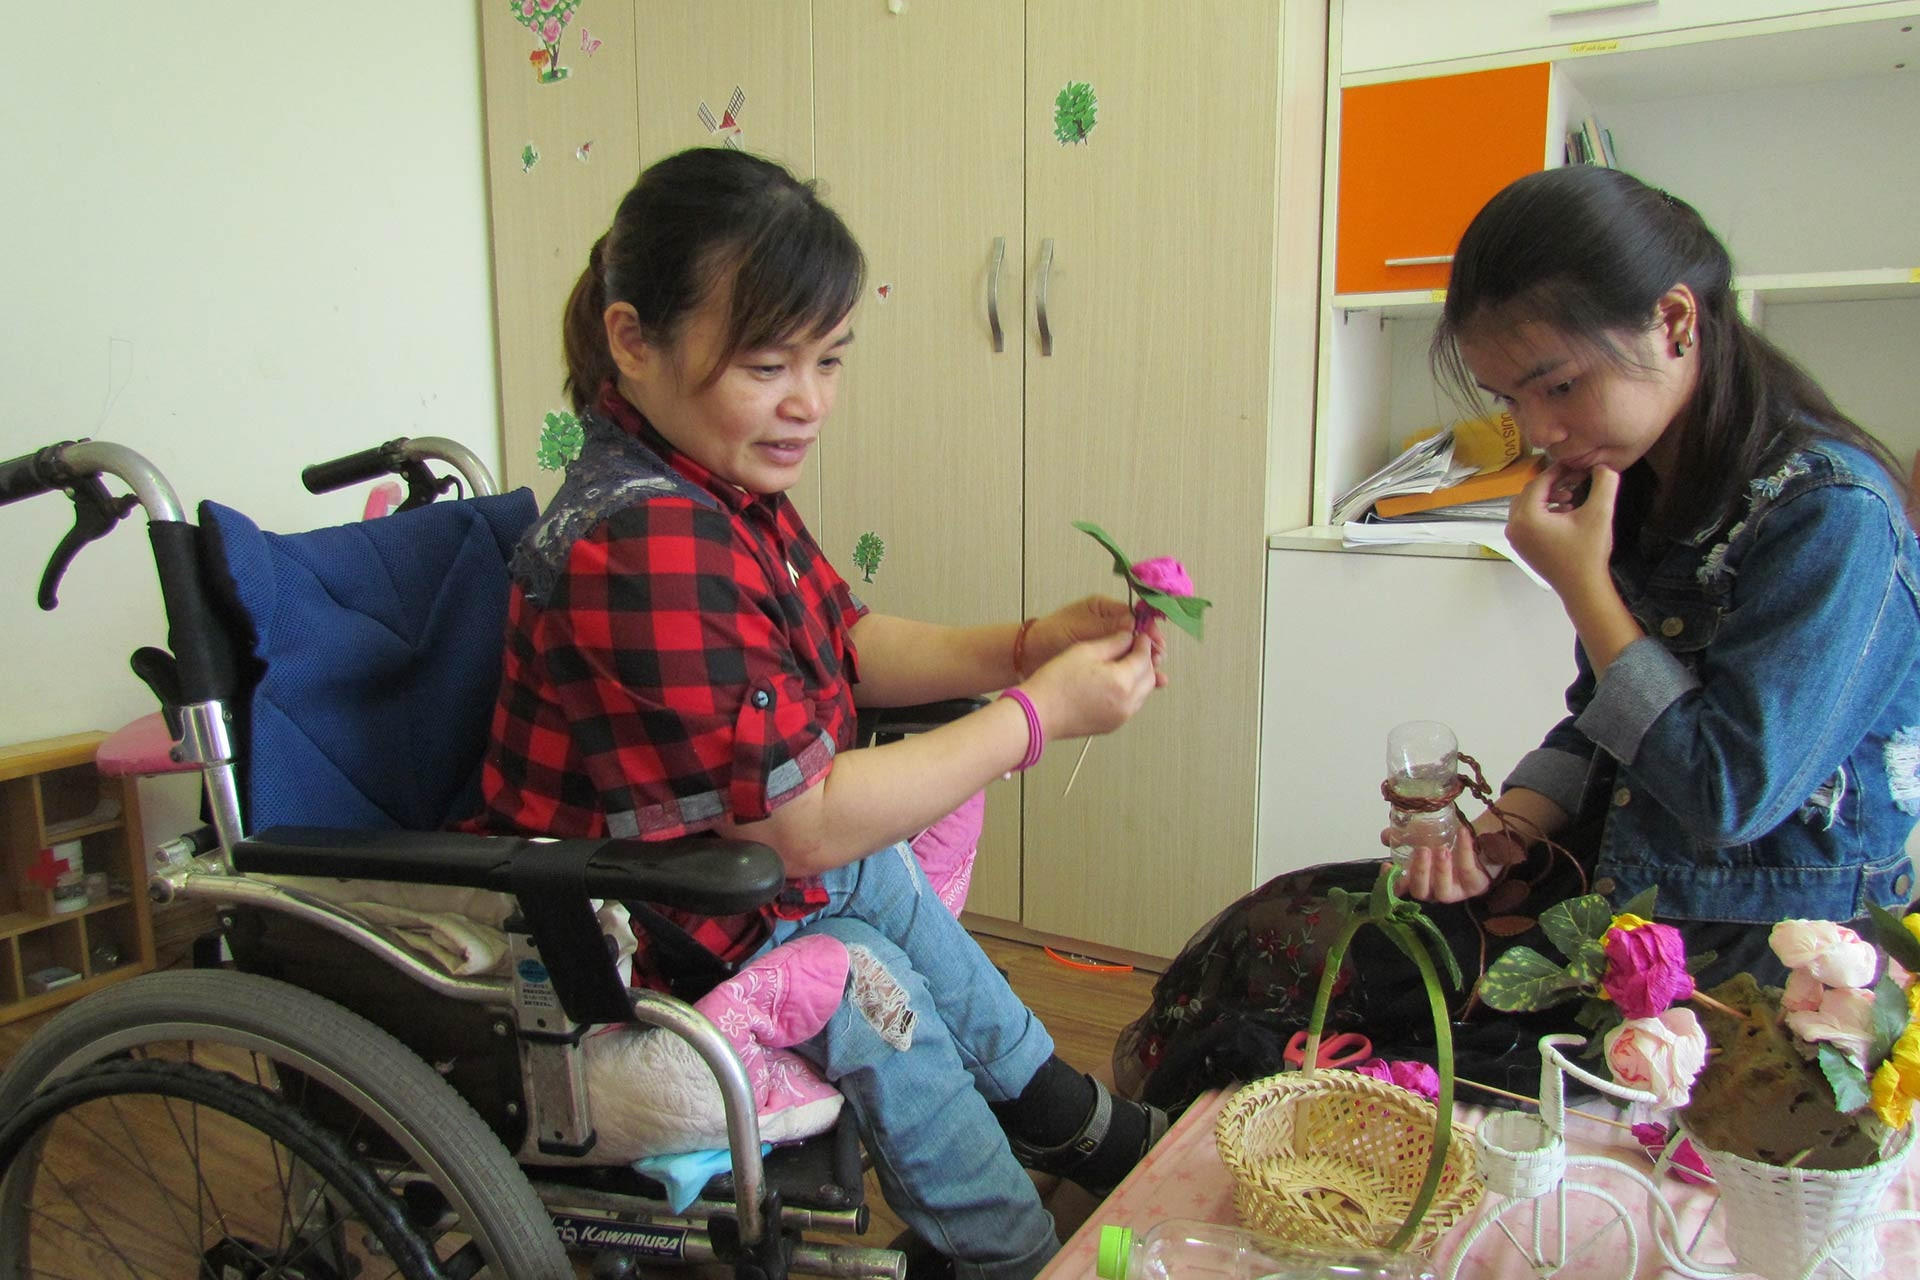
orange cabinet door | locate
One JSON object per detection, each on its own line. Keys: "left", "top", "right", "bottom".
{"left": 1335, "top": 63, "right": 1550, "bottom": 295}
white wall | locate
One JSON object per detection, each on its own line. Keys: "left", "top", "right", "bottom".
{"left": 1, "top": 3, "right": 501, "bottom": 834}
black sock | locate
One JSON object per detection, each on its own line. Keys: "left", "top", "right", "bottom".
{"left": 991, "top": 1055, "right": 1094, "bottom": 1148}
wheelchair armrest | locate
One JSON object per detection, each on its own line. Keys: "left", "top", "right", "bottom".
{"left": 856, "top": 696, "right": 988, "bottom": 745}
{"left": 233, "top": 826, "right": 785, "bottom": 916}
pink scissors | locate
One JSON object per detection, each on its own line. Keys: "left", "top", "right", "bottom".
{"left": 1282, "top": 1030, "right": 1374, "bottom": 1069}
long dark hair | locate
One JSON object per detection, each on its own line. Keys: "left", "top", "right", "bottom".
{"left": 1432, "top": 166, "right": 1896, "bottom": 535}
{"left": 562, "top": 147, "right": 866, "bottom": 413}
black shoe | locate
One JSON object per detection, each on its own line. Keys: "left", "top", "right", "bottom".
{"left": 1005, "top": 1077, "right": 1168, "bottom": 1197}
{"left": 886, "top": 1230, "right": 956, "bottom": 1280}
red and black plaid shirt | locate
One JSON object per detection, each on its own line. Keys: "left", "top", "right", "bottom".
{"left": 470, "top": 385, "right": 864, "bottom": 987}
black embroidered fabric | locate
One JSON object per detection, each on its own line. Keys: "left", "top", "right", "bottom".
{"left": 1112, "top": 834, "right": 1783, "bottom": 1120}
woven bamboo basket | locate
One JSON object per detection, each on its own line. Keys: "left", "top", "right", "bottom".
{"left": 1215, "top": 1066, "right": 1482, "bottom": 1255}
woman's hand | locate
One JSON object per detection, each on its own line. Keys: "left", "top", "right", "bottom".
{"left": 1506, "top": 461, "right": 1619, "bottom": 598}
{"left": 1028, "top": 595, "right": 1168, "bottom": 687}
{"left": 1019, "top": 628, "right": 1159, "bottom": 740}
{"left": 1395, "top": 825, "right": 1501, "bottom": 904}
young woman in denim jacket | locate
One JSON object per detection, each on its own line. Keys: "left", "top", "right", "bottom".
{"left": 1115, "top": 165, "right": 1920, "bottom": 1113}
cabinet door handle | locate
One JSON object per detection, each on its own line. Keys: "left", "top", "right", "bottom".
{"left": 987, "top": 236, "right": 1006, "bottom": 353}
{"left": 1547, "top": 0, "right": 1656, "bottom": 17}
{"left": 1384, "top": 254, "right": 1454, "bottom": 267}
{"left": 1036, "top": 238, "right": 1054, "bottom": 357}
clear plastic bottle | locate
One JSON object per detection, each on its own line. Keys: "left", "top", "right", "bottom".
{"left": 1095, "top": 1219, "right": 1433, "bottom": 1280}
{"left": 1384, "top": 719, "right": 1460, "bottom": 868}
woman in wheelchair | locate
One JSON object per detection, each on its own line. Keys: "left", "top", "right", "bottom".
{"left": 466, "top": 145, "right": 1168, "bottom": 1280}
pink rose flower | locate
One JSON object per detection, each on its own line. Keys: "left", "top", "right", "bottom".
{"left": 1781, "top": 967, "right": 1827, "bottom": 1013}
{"left": 1769, "top": 920, "right": 1879, "bottom": 988}
{"left": 1604, "top": 1008, "right": 1708, "bottom": 1108}
{"left": 1130, "top": 556, "right": 1193, "bottom": 597}
{"left": 1784, "top": 983, "right": 1877, "bottom": 1070}
{"left": 541, "top": 17, "right": 563, "bottom": 43}
{"left": 1353, "top": 1057, "right": 1439, "bottom": 1102}
{"left": 1600, "top": 921, "right": 1694, "bottom": 1019}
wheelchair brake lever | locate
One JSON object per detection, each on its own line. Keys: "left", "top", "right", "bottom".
{"left": 394, "top": 457, "right": 463, "bottom": 513}
{"left": 38, "top": 474, "right": 139, "bottom": 610}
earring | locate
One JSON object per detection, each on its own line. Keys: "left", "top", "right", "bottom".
{"left": 1674, "top": 330, "right": 1694, "bottom": 356}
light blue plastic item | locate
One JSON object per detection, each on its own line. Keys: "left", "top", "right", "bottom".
{"left": 631, "top": 1143, "right": 772, "bottom": 1214}
{"left": 1096, "top": 1218, "right": 1432, "bottom": 1280}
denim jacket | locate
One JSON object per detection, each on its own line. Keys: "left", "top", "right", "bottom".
{"left": 1506, "top": 438, "right": 1920, "bottom": 924}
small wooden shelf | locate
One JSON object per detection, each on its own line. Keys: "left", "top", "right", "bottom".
{"left": 0, "top": 733, "right": 154, "bottom": 1025}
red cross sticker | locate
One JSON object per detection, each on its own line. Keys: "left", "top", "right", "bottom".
{"left": 25, "top": 846, "right": 73, "bottom": 889}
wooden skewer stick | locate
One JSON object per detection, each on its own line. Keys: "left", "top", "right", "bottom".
{"left": 1452, "top": 1075, "right": 1642, "bottom": 1135}
{"left": 1062, "top": 737, "right": 1094, "bottom": 797}
{"left": 1689, "top": 989, "right": 1745, "bottom": 1020}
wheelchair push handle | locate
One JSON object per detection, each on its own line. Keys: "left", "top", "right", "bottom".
{"left": 0, "top": 440, "right": 179, "bottom": 610}
{"left": 302, "top": 435, "right": 498, "bottom": 510}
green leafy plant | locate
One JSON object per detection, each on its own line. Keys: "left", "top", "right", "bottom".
{"left": 851, "top": 531, "right": 885, "bottom": 582}
{"left": 1053, "top": 80, "right": 1098, "bottom": 145}
{"left": 535, "top": 410, "right": 583, "bottom": 471}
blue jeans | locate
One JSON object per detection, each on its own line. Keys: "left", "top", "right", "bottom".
{"left": 761, "top": 842, "right": 1059, "bottom": 1280}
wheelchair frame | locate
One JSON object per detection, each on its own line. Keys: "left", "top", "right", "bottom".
{"left": 0, "top": 437, "right": 909, "bottom": 1280}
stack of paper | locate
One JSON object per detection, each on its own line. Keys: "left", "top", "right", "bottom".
{"left": 1328, "top": 430, "right": 1473, "bottom": 526}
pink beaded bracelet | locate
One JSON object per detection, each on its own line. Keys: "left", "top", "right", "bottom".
{"left": 999, "top": 688, "right": 1044, "bottom": 774}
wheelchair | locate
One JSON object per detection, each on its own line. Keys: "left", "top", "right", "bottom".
{"left": 0, "top": 436, "right": 953, "bottom": 1279}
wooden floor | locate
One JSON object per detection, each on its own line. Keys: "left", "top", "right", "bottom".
{"left": 0, "top": 928, "right": 1162, "bottom": 1267}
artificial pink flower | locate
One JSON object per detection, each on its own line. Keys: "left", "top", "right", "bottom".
{"left": 1604, "top": 1008, "right": 1708, "bottom": 1108}
{"left": 1130, "top": 557, "right": 1193, "bottom": 597}
{"left": 1600, "top": 921, "right": 1694, "bottom": 1019}
{"left": 1769, "top": 920, "right": 1879, "bottom": 988}
{"left": 1631, "top": 1122, "right": 1714, "bottom": 1187}
{"left": 1784, "top": 983, "right": 1877, "bottom": 1070}
{"left": 1781, "top": 967, "right": 1827, "bottom": 1013}
{"left": 1353, "top": 1057, "right": 1440, "bottom": 1102}
{"left": 541, "top": 17, "right": 563, "bottom": 42}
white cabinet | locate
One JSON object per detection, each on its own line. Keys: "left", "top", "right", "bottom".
{"left": 1339, "top": 0, "right": 1907, "bottom": 76}
{"left": 1258, "top": 545, "right": 1576, "bottom": 881}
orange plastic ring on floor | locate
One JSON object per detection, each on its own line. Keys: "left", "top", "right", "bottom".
{"left": 1043, "top": 946, "right": 1134, "bottom": 974}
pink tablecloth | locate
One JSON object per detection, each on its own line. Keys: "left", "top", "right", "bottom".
{"left": 1042, "top": 1088, "right": 1920, "bottom": 1279}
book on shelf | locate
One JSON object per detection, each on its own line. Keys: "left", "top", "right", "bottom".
{"left": 1372, "top": 453, "right": 1544, "bottom": 520}
{"left": 1328, "top": 410, "right": 1521, "bottom": 526}
{"left": 1566, "top": 114, "right": 1616, "bottom": 167}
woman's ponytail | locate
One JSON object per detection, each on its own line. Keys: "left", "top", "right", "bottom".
{"left": 561, "top": 234, "right": 613, "bottom": 414}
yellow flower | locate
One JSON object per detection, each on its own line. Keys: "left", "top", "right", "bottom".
{"left": 1895, "top": 1027, "right": 1920, "bottom": 1097}
{"left": 1871, "top": 1061, "right": 1912, "bottom": 1127}
{"left": 1908, "top": 982, "right": 1920, "bottom": 1020}
{"left": 1904, "top": 913, "right": 1920, "bottom": 949}
{"left": 1608, "top": 913, "right": 1651, "bottom": 935}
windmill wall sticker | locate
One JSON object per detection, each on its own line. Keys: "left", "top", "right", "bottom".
{"left": 698, "top": 87, "right": 747, "bottom": 150}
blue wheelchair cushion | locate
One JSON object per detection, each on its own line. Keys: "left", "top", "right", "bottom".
{"left": 200, "top": 490, "right": 537, "bottom": 832}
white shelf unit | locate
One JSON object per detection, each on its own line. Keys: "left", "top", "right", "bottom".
{"left": 1306, "top": 3, "right": 1920, "bottom": 534}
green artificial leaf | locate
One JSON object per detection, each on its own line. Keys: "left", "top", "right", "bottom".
{"left": 1617, "top": 886, "right": 1658, "bottom": 920}
{"left": 1868, "top": 902, "right": 1920, "bottom": 974}
{"left": 1401, "top": 908, "right": 1464, "bottom": 991}
{"left": 1684, "top": 948, "right": 1720, "bottom": 975}
{"left": 1817, "top": 1042, "right": 1873, "bottom": 1115}
{"left": 1564, "top": 937, "right": 1606, "bottom": 987}
{"left": 1479, "top": 945, "right": 1584, "bottom": 1012}
{"left": 1872, "top": 970, "right": 1910, "bottom": 1063}
{"left": 1575, "top": 997, "right": 1624, "bottom": 1044}
{"left": 1540, "top": 894, "right": 1613, "bottom": 963}
{"left": 1072, "top": 521, "right": 1212, "bottom": 641}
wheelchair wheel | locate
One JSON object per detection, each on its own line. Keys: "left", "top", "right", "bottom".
{"left": 0, "top": 969, "right": 570, "bottom": 1279}
{"left": 0, "top": 1057, "right": 441, "bottom": 1278}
